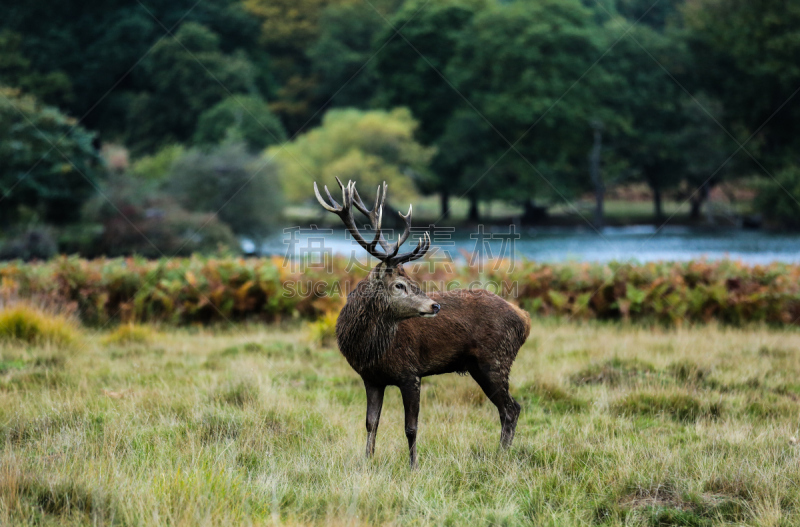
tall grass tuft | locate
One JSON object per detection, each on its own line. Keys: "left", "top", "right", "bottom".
{"left": 0, "top": 304, "right": 78, "bottom": 347}
{"left": 102, "top": 323, "right": 155, "bottom": 346}
{"left": 308, "top": 311, "right": 338, "bottom": 347}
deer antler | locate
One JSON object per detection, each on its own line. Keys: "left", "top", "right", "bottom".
{"left": 315, "top": 178, "right": 430, "bottom": 268}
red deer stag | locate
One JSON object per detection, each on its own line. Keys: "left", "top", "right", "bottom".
{"left": 315, "top": 178, "right": 530, "bottom": 468}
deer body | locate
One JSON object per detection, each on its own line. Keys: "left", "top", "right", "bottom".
{"left": 315, "top": 178, "right": 530, "bottom": 467}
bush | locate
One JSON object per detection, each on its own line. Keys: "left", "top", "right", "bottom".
{"left": 308, "top": 311, "right": 338, "bottom": 347}
{"left": 82, "top": 173, "right": 239, "bottom": 258}
{"left": 0, "top": 228, "right": 57, "bottom": 261}
{"left": 0, "top": 257, "right": 799, "bottom": 327}
{"left": 0, "top": 304, "right": 77, "bottom": 347}
{"left": 166, "top": 143, "right": 283, "bottom": 239}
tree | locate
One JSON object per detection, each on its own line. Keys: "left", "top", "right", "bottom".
{"left": 0, "top": 30, "right": 72, "bottom": 107}
{"left": 193, "top": 95, "right": 287, "bottom": 151}
{"left": 1, "top": 0, "right": 270, "bottom": 139}
{"left": 166, "top": 142, "right": 283, "bottom": 240}
{"left": 444, "top": 0, "right": 619, "bottom": 221}
{"left": 126, "top": 22, "right": 259, "bottom": 154}
{"left": 0, "top": 88, "right": 100, "bottom": 225}
{"left": 373, "top": 0, "right": 488, "bottom": 217}
{"left": 242, "top": 0, "right": 352, "bottom": 133}
{"left": 673, "top": 94, "right": 738, "bottom": 220}
{"left": 601, "top": 22, "right": 689, "bottom": 220}
{"left": 754, "top": 164, "right": 800, "bottom": 229}
{"left": 308, "top": 1, "right": 404, "bottom": 110}
{"left": 269, "top": 108, "right": 435, "bottom": 207}
{"left": 683, "top": 0, "right": 800, "bottom": 163}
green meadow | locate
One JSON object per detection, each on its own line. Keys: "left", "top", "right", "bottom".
{"left": 2, "top": 307, "right": 800, "bottom": 526}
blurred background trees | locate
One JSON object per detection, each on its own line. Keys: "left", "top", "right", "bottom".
{"left": 0, "top": 0, "right": 798, "bottom": 258}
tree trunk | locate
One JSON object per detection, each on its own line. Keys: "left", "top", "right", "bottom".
{"left": 440, "top": 190, "right": 450, "bottom": 220}
{"left": 467, "top": 194, "right": 479, "bottom": 222}
{"left": 653, "top": 184, "right": 663, "bottom": 221}
{"left": 689, "top": 182, "right": 709, "bottom": 221}
{"left": 521, "top": 198, "right": 547, "bottom": 224}
{"left": 589, "top": 125, "right": 604, "bottom": 229}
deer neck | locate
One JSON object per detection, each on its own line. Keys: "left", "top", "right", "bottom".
{"left": 335, "top": 281, "right": 398, "bottom": 372}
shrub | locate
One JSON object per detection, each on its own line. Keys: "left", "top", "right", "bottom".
{"left": 0, "top": 257, "right": 799, "bottom": 327}
{"left": 83, "top": 173, "right": 239, "bottom": 258}
{"left": 308, "top": 311, "right": 338, "bottom": 347}
{"left": 166, "top": 142, "right": 283, "bottom": 240}
{"left": 0, "top": 227, "right": 57, "bottom": 261}
{"left": 0, "top": 304, "right": 77, "bottom": 347}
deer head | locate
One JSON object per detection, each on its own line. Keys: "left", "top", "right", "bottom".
{"left": 314, "top": 177, "right": 440, "bottom": 320}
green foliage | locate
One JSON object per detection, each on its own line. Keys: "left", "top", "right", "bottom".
{"left": 1, "top": 257, "right": 799, "bottom": 327}
{"left": 193, "top": 95, "right": 287, "bottom": 151}
{"left": 0, "top": 0, "right": 268, "bottom": 137}
{"left": 0, "top": 88, "right": 100, "bottom": 225}
{"left": 754, "top": 166, "right": 800, "bottom": 228}
{"left": 270, "top": 108, "right": 434, "bottom": 204}
{"left": 684, "top": 0, "right": 800, "bottom": 160}
{"left": 0, "top": 30, "right": 72, "bottom": 107}
{"left": 453, "top": 0, "right": 620, "bottom": 205}
{"left": 127, "top": 22, "right": 259, "bottom": 154}
{"left": 243, "top": 0, "right": 344, "bottom": 51}
{"left": 167, "top": 142, "right": 283, "bottom": 238}
{"left": 308, "top": 311, "right": 338, "bottom": 347}
{"left": 308, "top": 2, "right": 403, "bottom": 109}
{"left": 129, "top": 145, "right": 186, "bottom": 182}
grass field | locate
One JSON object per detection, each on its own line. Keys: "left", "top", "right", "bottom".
{"left": 3, "top": 318, "right": 800, "bottom": 526}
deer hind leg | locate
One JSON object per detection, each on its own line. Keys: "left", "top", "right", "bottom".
{"left": 364, "top": 381, "right": 385, "bottom": 459}
{"left": 399, "top": 377, "right": 421, "bottom": 469}
{"left": 469, "top": 365, "right": 521, "bottom": 449}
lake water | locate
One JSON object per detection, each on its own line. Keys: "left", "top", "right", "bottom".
{"left": 252, "top": 225, "right": 800, "bottom": 265}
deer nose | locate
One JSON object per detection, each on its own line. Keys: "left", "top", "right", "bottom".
{"left": 432, "top": 303, "right": 441, "bottom": 314}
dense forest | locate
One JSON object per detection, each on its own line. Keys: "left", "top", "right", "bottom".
{"left": 0, "top": 0, "right": 799, "bottom": 258}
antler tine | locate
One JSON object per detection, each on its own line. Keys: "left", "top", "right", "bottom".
{"left": 352, "top": 182, "right": 392, "bottom": 253}
{"left": 314, "top": 178, "right": 389, "bottom": 262}
{"left": 314, "top": 181, "right": 341, "bottom": 212}
{"left": 388, "top": 230, "right": 430, "bottom": 267}
{"left": 314, "top": 179, "right": 431, "bottom": 268}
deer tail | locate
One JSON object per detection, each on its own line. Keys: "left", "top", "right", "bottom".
{"left": 510, "top": 302, "right": 531, "bottom": 340}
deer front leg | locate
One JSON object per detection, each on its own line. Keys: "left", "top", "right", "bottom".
{"left": 364, "top": 380, "right": 385, "bottom": 459}
{"left": 399, "top": 377, "right": 421, "bottom": 469}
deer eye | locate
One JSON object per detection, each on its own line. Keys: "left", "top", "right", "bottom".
{"left": 394, "top": 283, "right": 406, "bottom": 292}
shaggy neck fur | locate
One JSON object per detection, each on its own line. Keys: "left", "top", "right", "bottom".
{"left": 335, "top": 276, "right": 398, "bottom": 372}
